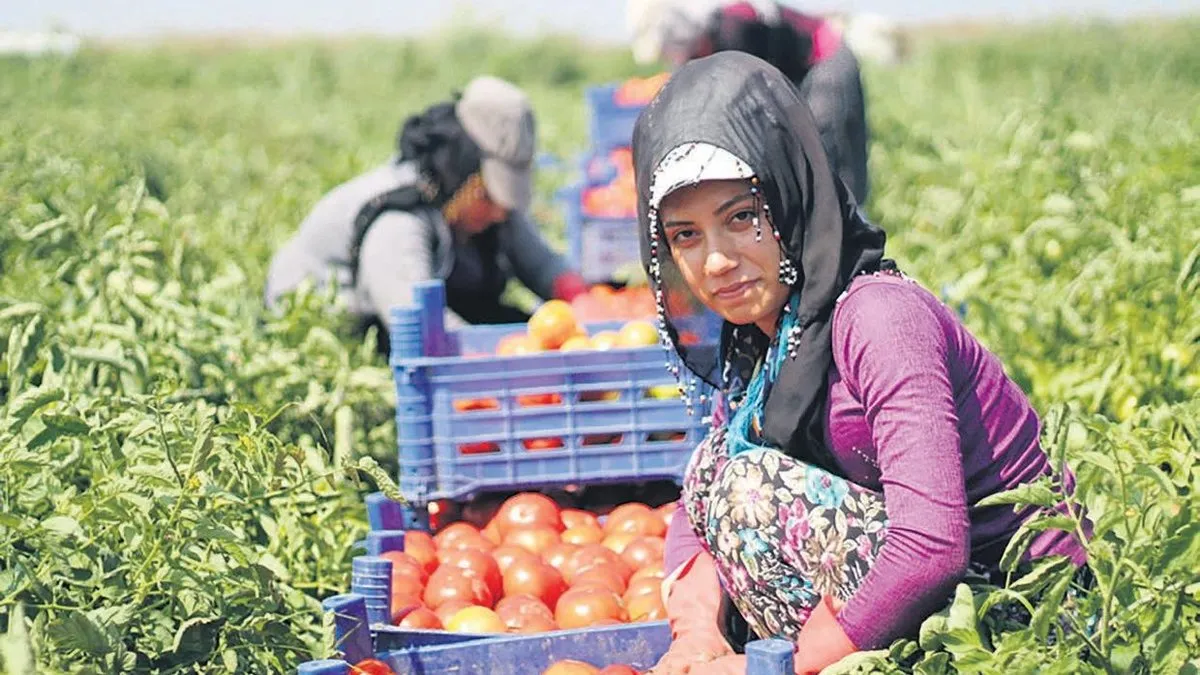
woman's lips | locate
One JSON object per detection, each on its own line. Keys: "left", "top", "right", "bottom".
{"left": 713, "top": 279, "right": 758, "bottom": 300}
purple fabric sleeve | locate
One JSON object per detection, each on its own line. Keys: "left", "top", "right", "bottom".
{"left": 830, "top": 282, "right": 971, "bottom": 650}
{"left": 663, "top": 505, "right": 705, "bottom": 574}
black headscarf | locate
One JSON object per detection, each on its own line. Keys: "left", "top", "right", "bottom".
{"left": 348, "top": 100, "right": 484, "bottom": 287}
{"left": 633, "top": 51, "right": 896, "bottom": 473}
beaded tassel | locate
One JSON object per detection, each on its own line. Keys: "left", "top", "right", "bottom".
{"left": 750, "top": 176, "right": 763, "bottom": 242}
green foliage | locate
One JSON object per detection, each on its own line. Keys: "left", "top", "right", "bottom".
{"left": 1, "top": 17, "right": 1198, "bottom": 674}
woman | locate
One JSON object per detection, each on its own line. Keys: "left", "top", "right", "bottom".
{"left": 633, "top": 53, "right": 1088, "bottom": 674}
{"left": 627, "top": 0, "right": 871, "bottom": 205}
{"left": 264, "top": 75, "right": 588, "bottom": 355}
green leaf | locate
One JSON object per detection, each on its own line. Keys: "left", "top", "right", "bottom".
{"left": 1177, "top": 242, "right": 1200, "bottom": 292}
{"left": 0, "top": 512, "right": 24, "bottom": 529}
{"left": 976, "top": 481, "right": 1059, "bottom": 509}
{"left": 1110, "top": 644, "right": 1142, "bottom": 673}
{"left": 165, "top": 616, "right": 224, "bottom": 668}
{"left": 946, "top": 584, "right": 982, "bottom": 641}
{"left": 1029, "top": 570, "right": 1073, "bottom": 639}
{"left": 50, "top": 611, "right": 113, "bottom": 656}
{"left": 4, "top": 387, "right": 66, "bottom": 434}
{"left": 1009, "top": 556, "right": 1074, "bottom": 596}
{"left": 914, "top": 652, "right": 952, "bottom": 675}
{"left": 41, "top": 412, "right": 92, "bottom": 435}
{"left": 1076, "top": 450, "right": 1120, "bottom": 475}
{"left": 1131, "top": 462, "right": 1178, "bottom": 496}
{"left": 1157, "top": 522, "right": 1200, "bottom": 573}
{"left": 889, "top": 639, "right": 920, "bottom": 663}
{"left": 0, "top": 303, "right": 43, "bottom": 323}
{"left": 126, "top": 464, "right": 180, "bottom": 488}
{"left": 823, "top": 650, "right": 896, "bottom": 674}
{"left": 41, "top": 515, "right": 82, "bottom": 538}
{"left": 999, "top": 522, "right": 1039, "bottom": 573}
{"left": 919, "top": 611, "right": 950, "bottom": 651}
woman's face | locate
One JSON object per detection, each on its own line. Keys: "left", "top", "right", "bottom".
{"left": 444, "top": 174, "right": 508, "bottom": 235}
{"left": 659, "top": 178, "right": 791, "bottom": 334}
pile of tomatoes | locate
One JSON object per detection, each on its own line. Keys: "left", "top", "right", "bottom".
{"left": 453, "top": 298, "right": 682, "bottom": 455}
{"left": 381, "top": 492, "right": 672, "bottom": 641}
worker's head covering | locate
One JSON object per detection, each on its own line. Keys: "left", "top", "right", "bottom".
{"left": 454, "top": 76, "right": 537, "bottom": 212}
{"left": 626, "top": 0, "right": 781, "bottom": 65}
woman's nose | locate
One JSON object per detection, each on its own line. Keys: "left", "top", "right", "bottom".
{"left": 704, "top": 247, "right": 738, "bottom": 277}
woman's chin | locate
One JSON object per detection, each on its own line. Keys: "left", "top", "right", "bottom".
{"left": 714, "top": 306, "right": 765, "bottom": 328}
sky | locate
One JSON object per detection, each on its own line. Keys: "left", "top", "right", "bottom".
{"left": 2, "top": 0, "right": 1197, "bottom": 43}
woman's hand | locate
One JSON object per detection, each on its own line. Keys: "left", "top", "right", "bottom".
{"left": 647, "top": 648, "right": 736, "bottom": 674}
{"left": 791, "top": 595, "right": 857, "bottom": 674}
{"left": 679, "top": 654, "right": 746, "bottom": 674}
{"left": 645, "top": 552, "right": 734, "bottom": 674}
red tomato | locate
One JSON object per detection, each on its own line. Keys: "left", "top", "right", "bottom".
{"left": 492, "top": 544, "right": 541, "bottom": 574}
{"left": 602, "top": 503, "right": 652, "bottom": 534}
{"left": 404, "top": 531, "right": 440, "bottom": 576}
{"left": 389, "top": 577, "right": 425, "bottom": 622}
{"left": 600, "top": 532, "right": 636, "bottom": 555}
{"left": 555, "top": 586, "right": 627, "bottom": 629}
{"left": 619, "top": 537, "right": 665, "bottom": 570}
{"left": 516, "top": 392, "right": 563, "bottom": 407}
{"left": 542, "top": 660, "right": 600, "bottom": 675}
{"left": 655, "top": 503, "right": 676, "bottom": 529}
{"left": 622, "top": 577, "right": 662, "bottom": 604}
{"left": 541, "top": 542, "right": 581, "bottom": 575}
{"left": 495, "top": 594, "right": 558, "bottom": 633}
{"left": 438, "top": 531, "right": 497, "bottom": 554}
{"left": 445, "top": 605, "right": 507, "bottom": 634}
{"left": 503, "top": 558, "right": 567, "bottom": 608}
{"left": 423, "top": 567, "right": 494, "bottom": 609}
{"left": 630, "top": 563, "right": 665, "bottom": 583}
{"left": 435, "top": 522, "right": 481, "bottom": 550}
{"left": 503, "top": 526, "right": 561, "bottom": 556}
{"left": 572, "top": 565, "right": 627, "bottom": 595}
{"left": 439, "top": 548, "right": 503, "bottom": 600}
{"left": 352, "top": 659, "right": 395, "bottom": 675}
{"left": 564, "top": 545, "right": 633, "bottom": 585}
{"left": 494, "top": 493, "right": 564, "bottom": 536}
{"left": 560, "top": 509, "right": 601, "bottom": 530}
{"left": 459, "top": 441, "right": 501, "bottom": 455}
{"left": 626, "top": 591, "right": 667, "bottom": 622}
{"left": 608, "top": 511, "right": 666, "bottom": 538}
{"left": 379, "top": 551, "right": 428, "bottom": 584}
{"left": 453, "top": 397, "right": 501, "bottom": 412}
{"left": 561, "top": 525, "right": 605, "bottom": 546}
{"left": 482, "top": 521, "right": 504, "bottom": 545}
{"left": 523, "top": 437, "right": 565, "bottom": 451}
{"left": 433, "top": 599, "right": 474, "bottom": 626}
{"left": 396, "top": 606, "right": 442, "bottom": 629}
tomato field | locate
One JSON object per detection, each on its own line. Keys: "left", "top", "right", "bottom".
{"left": 1, "top": 18, "right": 1198, "bottom": 674}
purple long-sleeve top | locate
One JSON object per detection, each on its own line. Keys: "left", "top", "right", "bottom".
{"left": 664, "top": 273, "right": 1086, "bottom": 650}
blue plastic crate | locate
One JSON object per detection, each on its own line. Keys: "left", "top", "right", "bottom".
{"left": 560, "top": 183, "right": 642, "bottom": 285}
{"left": 389, "top": 281, "right": 714, "bottom": 512}
{"left": 304, "top": 592, "right": 796, "bottom": 674}
{"left": 585, "top": 83, "right": 649, "bottom": 151}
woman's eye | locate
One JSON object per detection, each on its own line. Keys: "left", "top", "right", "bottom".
{"left": 728, "top": 209, "right": 757, "bottom": 229}
{"left": 669, "top": 229, "right": 698, "bottom": 246}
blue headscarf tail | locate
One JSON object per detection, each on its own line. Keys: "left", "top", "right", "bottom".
{"left": 725, "top": 293, "right": 802, "bottom": 457}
